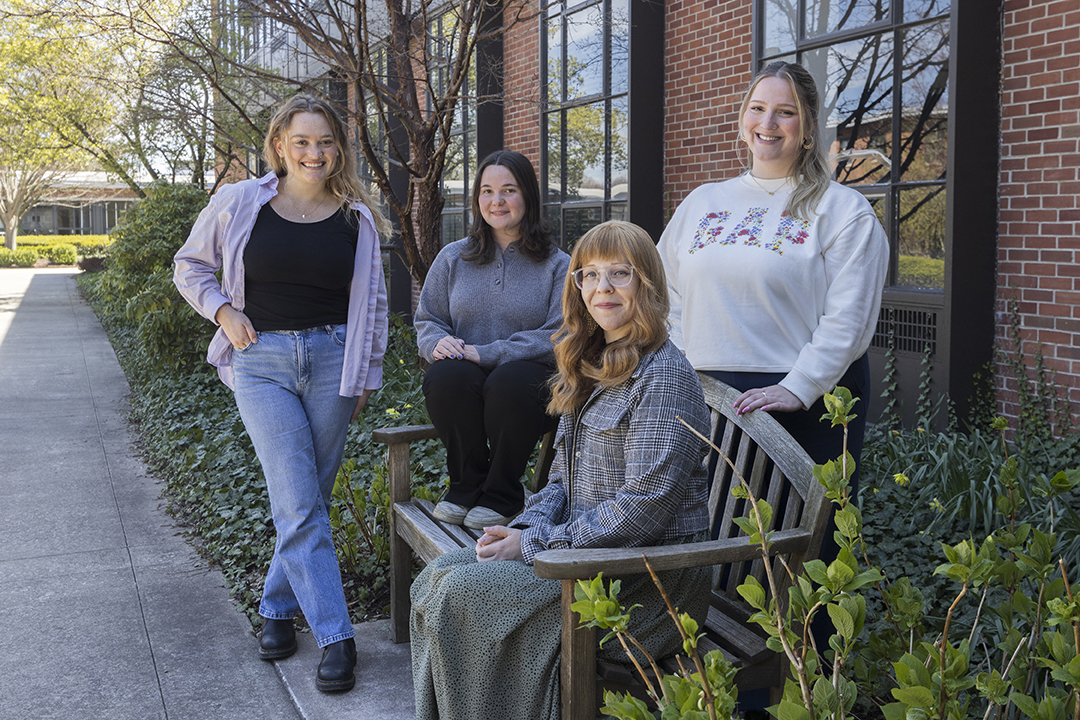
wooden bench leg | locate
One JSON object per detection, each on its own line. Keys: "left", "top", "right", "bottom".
{"left": 386, "top": 441, "right": 413, "bottom": 643}
{"left": 561, "top": 578, "right": 597, "bottom": 720}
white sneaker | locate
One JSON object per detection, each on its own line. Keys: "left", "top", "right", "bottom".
{"left": 463, "top": 505, "right": 521, "bottom": 530}
{"left": 432, "top": 501, "right": 469, "bottom": 525}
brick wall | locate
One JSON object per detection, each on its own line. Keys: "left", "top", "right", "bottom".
{"left": 996, "top": 0, "right": 1080, "bottom": 433}
{"left": 662, "top": 0, "right": 752, "bottom": 211}
{"left": 502, "top": 3, "right": 543, "bottom": 169}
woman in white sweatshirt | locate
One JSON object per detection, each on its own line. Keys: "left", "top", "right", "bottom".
{"left": 658, "top": 60, "right": 888, "bottom": 496}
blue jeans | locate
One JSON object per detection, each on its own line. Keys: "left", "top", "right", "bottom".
{"left": 231, "top": 324, "right": 356, "bottom": 647}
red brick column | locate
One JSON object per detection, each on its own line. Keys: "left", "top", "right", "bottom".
{"left": 996, "top": 0, "right": 1080, "bottom": 432}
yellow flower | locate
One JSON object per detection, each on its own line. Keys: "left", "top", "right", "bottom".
{"left": 893, "top": 473, "right": 910, "bottom": 487}
{"left": 385, "top": 408, "right": 400, "bottom": 417}
{"left": 929, "top": 498, "right": 945, "bottom": 513}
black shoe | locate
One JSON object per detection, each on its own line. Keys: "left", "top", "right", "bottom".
{"left": 258, "top": 618, "right": 297, "bottom": 661}
{"left": 316, "top": 637, "right": 357, "bottom": 692}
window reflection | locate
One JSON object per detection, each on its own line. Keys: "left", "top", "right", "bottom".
{"left": 565, "top": 101, "right": 607, "bottom": 201}
{"left": 611, "top": 96, "right": 629, "bottom": 200}
{"left": 611, "top": 0, "right": 629, "bottom": 95}
{"left": 547, "top": 18, "right": 562, "bottom": 102}
{"left": 904, "top": 0, "right": 950, "bottom": 22}
{"left": 563, "top": 206, "right": 603, "bottom": 250}
{"left": 899, "top": 20, "right": 948, "bottom": 182}
{"left": 898, "top": 185, "right": 945, "bottom": 289}
{"left": 547, "top": 113, "right": 563, "bottom": 202}
{"left": 763, "top": 0, "right": 798, "bottom": 57}
{"left": 805, "top": 0, "right": 890, "bottom": 38}
{"left": 566, "top": 3, "right": 605, "bottom": 100}
{"left": 805, "top": 32, "right": 895, "bottom": 186}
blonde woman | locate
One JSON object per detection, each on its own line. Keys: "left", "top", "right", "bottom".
{"left": 174, "top": 94, "right": 390, "bottom": 692}
{"left": 410, "top": 220, "right": 711, "bottom": 720}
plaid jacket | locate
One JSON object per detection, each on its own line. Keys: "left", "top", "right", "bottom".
{"left": 516, "top": 339, "right": 710, "bottom": 565}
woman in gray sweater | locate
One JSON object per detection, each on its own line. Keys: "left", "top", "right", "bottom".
{"left": 415, "top": 150, "right": 571, "bottom": 529}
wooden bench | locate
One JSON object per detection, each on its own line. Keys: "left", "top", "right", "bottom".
{"left": 370, "top": 425, "right": 557, "bottom": 643}
{"left": 373, "top": 374, "right": 824, "bottom": 720}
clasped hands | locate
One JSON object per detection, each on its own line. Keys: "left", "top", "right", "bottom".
{"left": 432, "top": 335, "right": 480, "bottom": 364}
{"left": 475, "top": 526, "right": 523, "bottom": 562}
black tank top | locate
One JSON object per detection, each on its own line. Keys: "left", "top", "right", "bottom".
{"left": 243, "top": 203, "right": 357, "bottom": 331}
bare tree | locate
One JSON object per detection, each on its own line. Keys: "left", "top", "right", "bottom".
{"left": 69, "top": 0, "right": 539, "bottom": 284}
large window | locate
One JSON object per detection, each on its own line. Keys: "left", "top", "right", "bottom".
{"left": 542, "top": 0, "right": 630, "bottom": 247}
{"left": 429, "top": 14, "right": 477, "bottom": 245}
{"left": 758, "top": 0, "right": 950, "bottom": 293}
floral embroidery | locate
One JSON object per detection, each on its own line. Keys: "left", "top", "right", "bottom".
{"left": 723, "top": 207, "right": 768, "bottom": 247}
{"left": 766, "top": 211, "right": 810, "bottom": 255}
{"left": 689, "top": 211, "right": 731, "bottom": 254}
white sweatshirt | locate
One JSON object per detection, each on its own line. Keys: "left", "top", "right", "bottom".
{"left": 658, "top": 174, "right": 889, "bottom": 409}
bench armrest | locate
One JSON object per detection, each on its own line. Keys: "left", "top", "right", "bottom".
{"left": 531, "top": 528, "right": 812, "bottom": 579}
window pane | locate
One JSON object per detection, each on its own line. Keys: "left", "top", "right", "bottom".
{"left": 898, "top": 19, "right": 949, "bottom": 182}
{"left": 611, "top": 95, "right": 628, "bottom": 200}
{"left": 546, "top": 112, "right": 563, "bottom": 202}
{"left": 566, "top": 3, "right": 604, "bottom": 100}
{"left": 805, "top": 32, "right": 895, "bottom": 186}
{"left": 904, "top": 0, "right": 949, "bottom": 22}
{"left": 566, "top": 101, "right": 607, "bottom": 200}
{"left": 441, "top": 211, "right": 465, "bottom": 245}
{"left": 547, "top": 15, "right": 563, "bottom": 102}
{"left": 763, "top": 0, "right": 799, "bottom": 56}
{"left": 608, "top": 202, "right": 627, "bottom": 221}
{"left": 442, "top": 133, "right": 466, "bottom": 207}
{"left": 545, "top": 205, "right": 562, "bottom": 246}
{"left": 610, "top": 0, "right": 629, "bottom": 95}
{"left": 897, "top": 185, "right": 945, "bottom": 289}
{"left": 806, "top": 0, "right": 890, "bottom": 38}
{"left": 563, "top": 206, "right": 603, "bottom": 250}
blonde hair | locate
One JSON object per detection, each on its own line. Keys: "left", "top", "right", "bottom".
{"left": 548, "top": 221, "right": 669, "bottom": 415}
{"left": 738, "top": 61, "right": 832, "bottom": 219}
{"left": 263, "top": 94, "right": 391, "bottom": 237}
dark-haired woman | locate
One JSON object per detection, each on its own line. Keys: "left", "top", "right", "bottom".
{"left": 174, "top": 94, "right": 391, "bottom": 692}
{"left": 415, "top": 150, "right": 570, "bottom": 530}
{"left": 410, "top": 220, "right": 711, "bottom": 720}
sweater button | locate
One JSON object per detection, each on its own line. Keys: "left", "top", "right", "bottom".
{"left": 495, "top": 279, "right": 501, "bottom": 285}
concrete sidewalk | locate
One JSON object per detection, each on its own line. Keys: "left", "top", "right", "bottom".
{"left": 0, "top": 269, "right": 413, "bottom": 720}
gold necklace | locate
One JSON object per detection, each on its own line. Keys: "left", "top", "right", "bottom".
{"left": 746, "top": 172, "right": 782, "bottom": 196}
{"left": 291, "top": 194, "right": 328, "bottom": 220}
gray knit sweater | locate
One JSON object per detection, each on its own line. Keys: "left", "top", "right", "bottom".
{"left": 415, "top": 238, "right": 571, "bottom": 369}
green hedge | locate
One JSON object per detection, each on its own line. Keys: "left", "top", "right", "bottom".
{"left": 17, "top": 234, "right": 112, "bottom": 257}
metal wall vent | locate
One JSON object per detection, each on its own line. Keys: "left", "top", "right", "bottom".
{"left": 871, "top": 306, "right": 938, "bottom": 355}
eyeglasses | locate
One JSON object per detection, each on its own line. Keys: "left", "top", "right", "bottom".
{"left": 572, "top": 265, "right": 635, "bottom": 290}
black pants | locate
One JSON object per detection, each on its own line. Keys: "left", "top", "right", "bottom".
{"left": 422, "top": 359, "right": 559, "bottom": 516}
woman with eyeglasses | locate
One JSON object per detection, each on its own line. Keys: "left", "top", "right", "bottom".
{"left": 658, "top": 61, "right": 888, "bottom": 492}
{"left": 410, "top": 220, "right": 712, "bottom": 720}
{"left": 414, "top": 150, "right": 570, "bottom": 530}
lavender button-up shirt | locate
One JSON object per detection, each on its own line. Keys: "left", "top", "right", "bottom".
{"left": 172, "top": 172, "right": 388, "bottom": 396}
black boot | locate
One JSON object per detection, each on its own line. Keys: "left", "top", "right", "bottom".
{"left": 258, "top": 618, "right": 297, "bottom": 661}
{"left": 316, "top": 637, "right": 357, "bottom": 692}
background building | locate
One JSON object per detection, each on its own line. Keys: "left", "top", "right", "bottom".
{"left": 242, "top": 0, "right": 1077, "bottom": 432}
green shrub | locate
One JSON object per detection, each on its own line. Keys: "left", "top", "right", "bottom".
{"left": 0, "top": 247, "right": 41, "bottom": 267}
{"left": 47, "top": 244, "right": 78, "bottom": 265}
{"left": 85, "top": 182, "right": 211, "bottom": 373}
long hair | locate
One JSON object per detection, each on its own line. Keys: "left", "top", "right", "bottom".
{"left": 461, "top": 150, "right": 554, "bottom": 264}
{"left": 263, "top": 94, "right": 391, "bottom": 238}
{"left": 548, "top": 221, "right": 669, "bottom": 416}
{"left": 738, "top": 61, "right": 832, "bottom": 219}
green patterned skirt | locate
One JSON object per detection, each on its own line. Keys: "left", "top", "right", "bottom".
{"left": 410, "top": 535, "right": 710, "bottom": 720}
